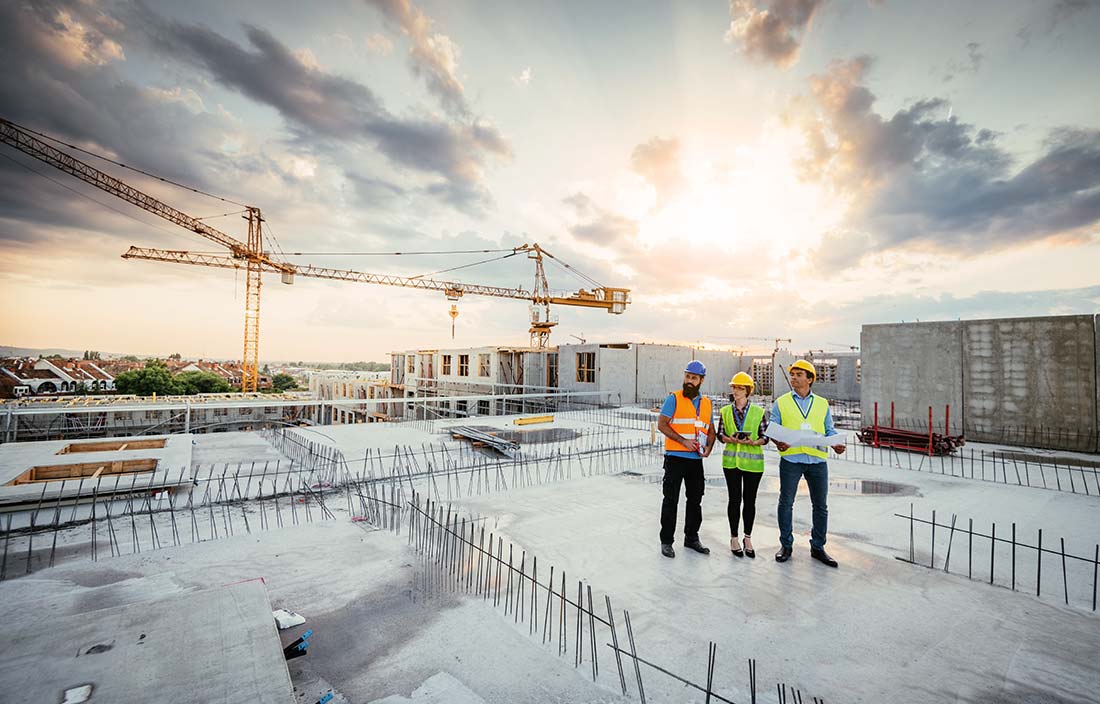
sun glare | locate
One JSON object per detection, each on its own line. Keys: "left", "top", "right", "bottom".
{"left": 636, "top": 126, "right": 848, "bottom": 257}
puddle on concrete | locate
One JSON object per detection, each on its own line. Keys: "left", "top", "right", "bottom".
{"left": 621, "top": 472, "right": 917, "bottom": 496}
{"left": 459, "top": 426, "right": 581, "bottom": 445}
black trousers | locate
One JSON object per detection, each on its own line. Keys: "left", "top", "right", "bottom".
{"left": 722, "top": 468, "right": 763, "bottom": 536}
{"left": 660, "top": 455, "right": 705, "bottom": 545}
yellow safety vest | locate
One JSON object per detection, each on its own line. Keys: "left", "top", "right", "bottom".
{"left": 664, "top": 391, "right": 713, "bottom": 454}
{"left": 775, "top": 391, "right": 829, "bottom": 460}
{"left": 719, "top": 403, "right": 765, "bottom": 472}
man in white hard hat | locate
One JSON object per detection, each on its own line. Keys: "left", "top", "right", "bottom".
{"left": 655, "top": 360, "right": 715, "bottom": 558}
{"left": 771, "top": 359, "right": 845, "bottom": 567}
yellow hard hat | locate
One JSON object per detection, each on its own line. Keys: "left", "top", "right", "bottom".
{"left": 788, "top": 359, "right": 816, "bottom": 380}
{"left": 728, "top": 372, "right": 755, "bottom": 392}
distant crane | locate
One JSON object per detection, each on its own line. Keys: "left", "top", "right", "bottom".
{"left": 0, "top": 117, "right": 632, "bottom": 391}
{"left": 712, "top": 336, "right": 792, "bottom": 353}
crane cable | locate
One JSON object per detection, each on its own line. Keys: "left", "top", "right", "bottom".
{"left": 273, "top": 248, "right": 517, "bottom": 256}
{"left": 409, "top": 251, "right": 522, "bottom": 279}
{"left": 3, "top": 118, "right": 249, "bottom": 207}
{"left": 0, "top": 150, "right": 212, "bottom": 250}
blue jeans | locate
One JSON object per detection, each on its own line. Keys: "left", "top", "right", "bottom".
{"left": 777, "top": 458, "right": 828, "bottom": 550}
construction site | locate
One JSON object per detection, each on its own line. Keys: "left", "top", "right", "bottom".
{"left": 1, "top": 110, "right": 1099, "bottom": 704}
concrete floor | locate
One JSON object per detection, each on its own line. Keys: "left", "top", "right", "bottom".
{"left": 2, "top": 415, "right": 1098, "bottom": 703}
{"left": 0, "top": 579, "right": 294, "bottom": 703}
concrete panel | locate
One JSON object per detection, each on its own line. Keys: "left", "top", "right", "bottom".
{"left": 859, "top": 322, "right": 964, "bottom": 431}
{"left": 635, "top": 344, "right": 690, "bottom": 403}
{"left": 596, "top": 346, "right": 636, "bottom": 404}
{"left": 695, "top": 350, "right": 738, "bottom": 397}
{"left": 963, "top": 315, "right": 1097, "bottom": 450}
{"left": 0, "top": 580, "right": 295, "bottom": 703}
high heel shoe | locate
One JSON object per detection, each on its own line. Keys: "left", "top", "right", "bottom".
{"left": 730, "top": 537, "right": 744, "bottom": 557}
{"left": 743, "top": 536, "right": 756, "bottom": 559}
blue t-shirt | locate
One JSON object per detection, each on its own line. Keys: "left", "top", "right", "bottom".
{"left": 769, "top": 391, "right": 839, "bottom": 464}
{"left": 660, "top": 394, "right": 705, "bottom": 459}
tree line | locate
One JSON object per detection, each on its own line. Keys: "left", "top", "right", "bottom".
{"left": 113, "top": 361, "right": 298, "bottom": 396}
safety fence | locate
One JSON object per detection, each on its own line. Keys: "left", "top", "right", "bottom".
{"left": 404, "top": 492, "right": 828, "bottom": 704}
{"left": 895, "top": 504, "right": 1100, "bottom": 612}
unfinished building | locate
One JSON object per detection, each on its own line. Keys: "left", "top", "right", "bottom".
{"left": 0, "top": 394, "right": 317, "bottom": 443}
{"left": 556, "top": 342, "right": 741, "bottom": 404}
{"left": 727, "top": 349, "right": 861, "bottom": 401}
{"left": 861, "top": 314, "right": 1100, "bottom": 452}
{"left": 385, "top": 346, "right": 560, "bottom": 420}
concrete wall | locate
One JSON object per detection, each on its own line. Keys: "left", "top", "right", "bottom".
{"left": 860, "top": 321, "right": 964, "bottom": 430}
{"left": 635, "top": 344, "right": 690, "bottom": 402}
{"left": 596, "top": 346, "right": 636, "bottom": 404}
{"left": 861, "top": 315, "right": 1099, "bottom": 452}
{"left": 558, "top": 344, "right": 597, "bottom": 396}
{"left": 962, "top": 316, "right": 1097, "bottom": 446}
{"left": 806, "top": 352, "right": 861, "bottom": 401}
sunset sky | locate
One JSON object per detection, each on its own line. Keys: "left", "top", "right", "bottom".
{"left": 1, "top": 0, "right": 1098, "bottom": 362}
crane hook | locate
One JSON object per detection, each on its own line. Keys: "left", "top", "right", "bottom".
{"left": 449, "top": 304, "right": 459, "bottom": 338}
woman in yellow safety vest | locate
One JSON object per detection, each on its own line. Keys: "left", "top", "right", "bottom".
{"left": 717, "top": 372, "right": 769, "bottom": 558}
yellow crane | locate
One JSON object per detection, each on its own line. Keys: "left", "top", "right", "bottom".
{"left": 0, "top": 117, "right": 631, "bottom": 391}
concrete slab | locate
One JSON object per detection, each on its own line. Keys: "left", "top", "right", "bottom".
{"left": 446, "top": 453, "right": 1100, "bottom": 703}
{"left": 0, "top": 434, "right": 192, "bottom": 508}
{"left": 0, "top": 580, "right": 294, "bottom": 704}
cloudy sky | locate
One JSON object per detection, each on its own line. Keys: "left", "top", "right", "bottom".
{"left": 1, "top": 0, "right": 1098, "bottom": 361}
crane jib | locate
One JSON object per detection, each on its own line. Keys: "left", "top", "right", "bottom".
{"left": 2, "top": 115, "right": 632, "bottom": 389}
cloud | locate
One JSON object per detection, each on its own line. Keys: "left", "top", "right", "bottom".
{"left": 0, "top": 1, "right": 257, "bottom": 205}
{"left": 515, "top": 66, "right": 532, "bottom": 86}
{"left": 630, "top": 137, "right": 684, "bottom": 209}
{"left": 940, "top": 42, "right": 983, "bottom": 82}
{"left": 135, "top": 10, "right": 510, "bottom": 213}
{"left": 1017, "top": 0, "right": 1100, "bottom": 45}
{"left": 793, "top": 57, "right": 1100, "bottom": 266}
{"left": 365, "top": 32, "right": 394, "bottom": 55}
{"left": 725, "top": 0, "right": 826, "bottom": 68}
{"left": 833, "top": 285, "right": 1100, "bottom": 326}
{"left": 363, "top": 0, "right": 470, "bottom": 117}
{"left": 562, "top": 192, "right": 639, "bottom": 246}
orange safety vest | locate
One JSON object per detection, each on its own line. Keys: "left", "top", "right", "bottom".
{"left": 663, "top": 390, "right": 713, "bottom": 453}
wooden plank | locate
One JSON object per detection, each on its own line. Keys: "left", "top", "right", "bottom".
{"left": 514, "top": 415, "right": 554, "bottom": 426}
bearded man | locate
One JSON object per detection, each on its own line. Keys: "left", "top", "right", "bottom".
{"left": 655, "top": 360, "right": 716, "bottom": 558}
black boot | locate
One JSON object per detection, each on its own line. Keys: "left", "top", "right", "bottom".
{"left": 774, "top": 546, "right": 792, "bottom": 562}
{"left": 810, "top": 548, "right": 838, "bottom": 567}
{"left": 684, "top": 538, "right": 710, "bottom": 555}
{"left": 661, "top": 544, "right": 676, "bottom": 558}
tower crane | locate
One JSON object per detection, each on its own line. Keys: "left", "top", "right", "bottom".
{"left": 0, "top": 117, "right": 631, "bottom": 391}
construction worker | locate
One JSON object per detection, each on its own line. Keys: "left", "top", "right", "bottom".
{"left": 655, "top": 360, "right": 716, "bottom": 558}
{"left": 771, "top": 360, "right": 845, "bottom": 567}
{"left": 717, "top": 372, "right": 768, "bottom": 558}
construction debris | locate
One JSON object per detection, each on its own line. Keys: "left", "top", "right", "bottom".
{"left": 448, "top": 426, "right": 521, "bottom": 458}
{"left": 273, "top": 608, "right": 306, "bottom": 630}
